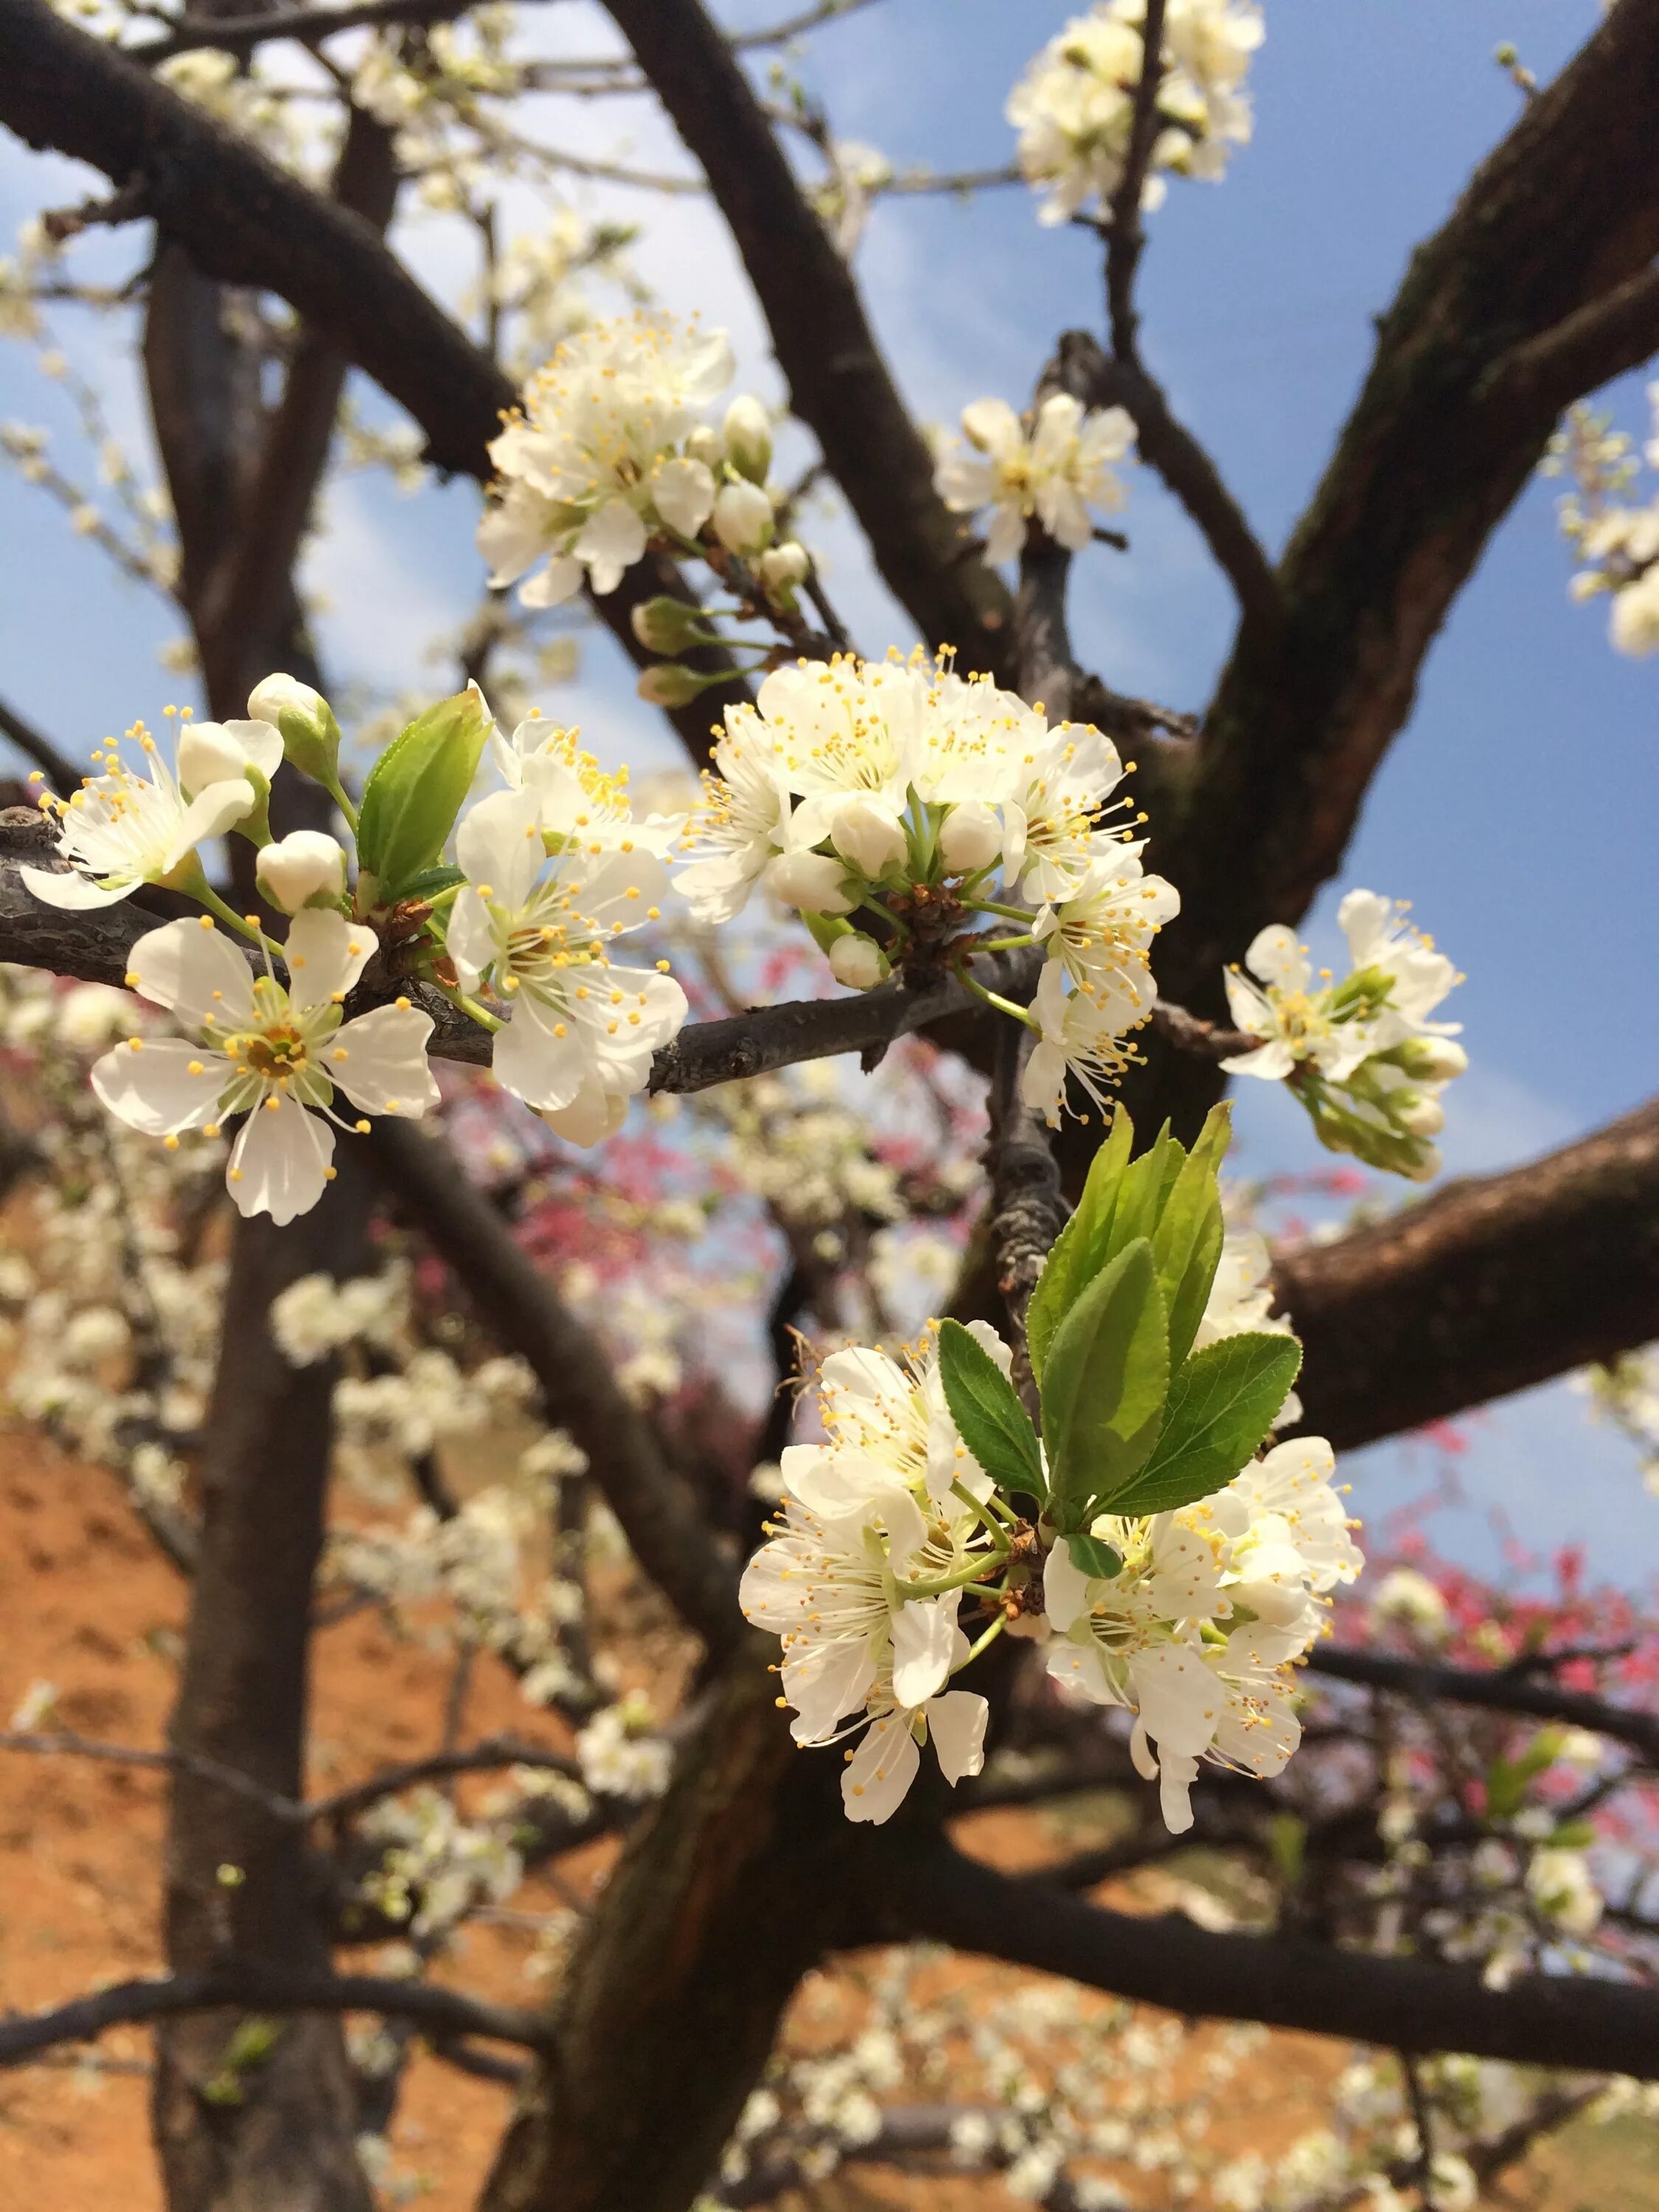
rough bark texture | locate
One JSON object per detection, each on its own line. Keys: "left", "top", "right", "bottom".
{"left": 479, "top": 1641, "right": 857, "bottom": 2212}
{"left": 152, "top": 1168, "right": 375, "bottom": 2212}
{"left": 1280, "top": 1095, "right": 1659, "bottom": 1448}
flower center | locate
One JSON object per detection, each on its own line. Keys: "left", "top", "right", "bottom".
{"left": 243, "top": 1025, "right": 308, "bottom": 1081}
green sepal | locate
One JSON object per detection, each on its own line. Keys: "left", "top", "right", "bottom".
{"left": 1108, "top": 1331, "right": 1301, "bottom": 1519}
{"left": 355, "top": 686, "right": 491, "bottom": 900}
{"left": 935, "top": 1318, "right": 1046, "bottom": 1503}
{"left": 1040, "top": 1237, "right": 1169, "bottom": 1530}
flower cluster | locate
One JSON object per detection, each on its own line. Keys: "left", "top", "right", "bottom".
{"left": 1547, "top": 386, "right": 1659, "bottom": 657}
{"left": 676, "top": 649, "right": 1178, "bottom": 1127}
{"left": 479, "top": 312, "right": 804, "bottom": 615}
{"left": 1222, "top": 888, "right": 1466, "bottom": 1179}
{"left": 1044, "top": 1435, "right": 1361, "bottom": 1832}
{"left": 22, "top": 674, "right": 691, "bottom": 1218}
{"left": 933, "top": 391, "right": 1135, "bottom": 568}
{"left": 1008, "top": 0, "right": 1264, "bottom": 229}
{"left": 743, "top": 1105, "right": 1362, "bottom": 1833}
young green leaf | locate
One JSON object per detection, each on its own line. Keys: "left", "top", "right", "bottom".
{"left": 1026, "top": 1105, "right": 1133, "bottom": 1386}
{"left": 1107, "top": 1331, "right": 1302, "bottom": 1518}
{"left": 1153, "top": 1101, "right": 1231, "bottom": 1371}
{"left": 355, "top": 686, "right": 492, "bottom": 901}
{"left": 1066, "top": 1532, "right": 1123, "bottom": 1579}
{"left": 935, "top": 1319, "right": 1046, "bottom": 1501}
{"left": 1040, "top": 1237, "right": 1169, "bottom": 1528}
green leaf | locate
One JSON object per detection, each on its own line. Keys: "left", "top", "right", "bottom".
{"left": 1067, "top": 1532, "right": 1122, "bottom": 1579}
{"left": 1109, "top": 1331, "right": 1301, "bottom": 1518}
{"left": 1152, "top": 1102, "right": 1231, "bottom": 1372}
{"left": 1040, "top": 1237, "right": 1169, "bottom": 1528}
{"left": 1026, "top": 1105, "right": 1133, "bottom": 1386}
{"left": 393, "top": 862, "right": 467, "bottom": 906}
{"left": 935, "top": 1319, "right": 1046, "bottom": 1502}
{"left": 356, "top": 687, "right": 492, "bottom": 900}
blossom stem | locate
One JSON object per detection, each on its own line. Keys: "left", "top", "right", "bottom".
{"left": 950, "top": 1481, "right": 1014, "bottom": 1548}
{"left": 196, "top": 883, "right": 282, "bottom": 956}
{"left": 859, "top": 898, "right": 910, "bottom": 947}
{"left": 953, "top": 1613, "right": 1007, "bottom": 1672}
{"left": 432, "top": 981, "right": 503, "bottom": 1034}
{"left": 963, "top": 897, "right": 1038, "bottom": 925}
{"left": 973, "top": 931, "right": 1037, "bottom": 954}
{"left": 321, "top": 774, "right": 359, "bottom": 835}
{"left": 953, "top": 958, "right": 1037, "bottom": 1029}
{"left": 896, "top": 1556, "right": 1004, "bottom": 1601}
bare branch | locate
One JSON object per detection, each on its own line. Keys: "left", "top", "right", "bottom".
{"left": 0, "top": 1966, "right": 554, "bottom": 2069}
{"left": 0, "top": 698, "right": 81, "bottom": 794}
{"left": 133, "top": 0, "right": 560, "bottom": 63}
{"left": 1104, "top": 0, "right": 1167, "bottom": 361}
{"left": 1308, "top": 1646, "right": 1659, "bottom": 1767}
{"left": 1479, "top": 260, "right": 1659, "bottom": 414}
{"left": 895, "top": 1839, "right": 1659, "bottom": 2077}
{"left": 302, "top": 1736, "right": 584, "bottom": 1825}
{"left": 1279, "top": 1093, "right": 1659, "bottom": 1449}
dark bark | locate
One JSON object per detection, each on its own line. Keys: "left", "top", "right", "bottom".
{"left": 1308, "top": 1646, "right": 1659, "bottom": 1766}
{"left": 152, "top": 1166, "right": 375, "bottom": 2212}
{"left": 1279, "top": 1095, "right": 1659, "bottom": 1449}
{"left": 479, "top": 1641, "right": 855, "bottom": 2212}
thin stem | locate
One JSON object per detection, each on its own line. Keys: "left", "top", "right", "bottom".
{"left": 963, "top": 897, "right": 1038, "bottom": 925}
{"left": 321, "top": 773, "right": 359, "bottom": 834}
{"left": 953, "top": 958, "right": 1037, "bottom": 1029}
{"left": 197, "top": 883, "right": 282, "bottom": 956}
{"left": 433, "top": 981, "right": 503, "bottom": 1034}
{"left": 953, "top": 1613, "right": 1008, "bottom": 1672}
{"left": 946, "top": 1485, "right": 1014, "bottom": 1551}
{"left": 895, "top": 1556, "right": 1004, "bottom": 1601}
{"left": 973, "top": 932, "right": 1038, "bottom": 955}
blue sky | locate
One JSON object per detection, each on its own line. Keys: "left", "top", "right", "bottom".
{"left": 0, "top": 0, "right": 1654, "bottom": 1582}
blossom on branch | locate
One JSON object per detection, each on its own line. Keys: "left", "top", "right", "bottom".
{"left": 933, "top": 392, "right": 1135, "bottom": 567}
{"left": 92, "top": 912, "right": 439, "bottom": 1224}
{"left": 1222, "top": 889, "right": 1466, "bottom": 1179}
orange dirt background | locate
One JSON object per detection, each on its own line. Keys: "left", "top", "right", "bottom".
{"left": 0, "top": 1433, "right": 1649, "bottom": 2209}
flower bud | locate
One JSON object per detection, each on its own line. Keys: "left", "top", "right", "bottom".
{"left": 712, "top": 478, "right": 775, "bottom": 556}
{"left": 1395, "top": 1036, "right": 1468, "bottom": 1082}
{"left": 765, "top": 846, "right": 855, "bottom": 916}
{"left": 757, "top": 540, "right": 811, "bottom": 597}
{"left": 828, "top": 931, "right": 889, "bottom": 990}
{"left": 630, "top": 595, "right": 711, "bottom": 655}
{"left": 721, "top": 394, "right": 773, "bottom": 484}
{"left": 684, "top": 423, "right": 724, "bottom": 471}
{"left": 1402, "top": 1142, "right": 1442, "bottom": 1183}
{"left": 830, "top": 797, "right": 907, "bottom": 881}
{"left": 176, "top": 717, "right": 282, "bottom": 802}
{"left": 1391, "top": 1088, "right": 1445, "bottom": 1138}
{"left": 938, "top": 799, "right": 1004, "bottom": 876}
{"left": 257, "top": 830, "right": 348, "bottom": 914}
{"left": 248, "top": 671, "right": 342, "bottom": 783}
{"left": 636, "top": 663, "right": 708, "bottom": 709}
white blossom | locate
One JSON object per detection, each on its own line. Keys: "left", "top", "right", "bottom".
{"left": 934, "top": 392, "right": 1135, "bottom": 566}
{"left": 92, "top": 913, "right": 439, "bottom": 1223}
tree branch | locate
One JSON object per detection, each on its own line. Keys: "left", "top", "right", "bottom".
{"left": 0, "top": 1966, "right": 555, "bottom": 2068}
{"left": 1478, "top": 259, "right": 1659, "bottom": 414}
{"left": 1307, "top": 1646, "right": 1659, "bottom": 1766}
{"left": 0, "top": 0, "right": 746, "bottom": 762}
{"left": 1103, "top": 0, "right": 1167, "bottom": 362}
{"left": 601, "top": 0, "right": 1015, "bottom": 678}
{"left": 1277, "top": 1094, "right": 1659, "bottom": 1449}
{"left": 0, "top": 696, "right": 81, "bottom": 793}
{"left": 133, "top": 0, "right": 541, "bottom": 61}
{"left": 895, "top": 1839, "right": 1659, "bottom": 2078}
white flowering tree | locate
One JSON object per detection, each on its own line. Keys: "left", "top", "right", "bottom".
{"left": 0, "top": 2, "right": 1657, "bottom": 2210}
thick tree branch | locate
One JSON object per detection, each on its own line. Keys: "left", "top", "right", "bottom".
{"left": 0, "top": 1966, "right": 555, "bottom": 2068}
{"left": 0, "top": 0, "right": 746, "bottom": 762}
{"left": 1103, "top": 0, "right": 1167, "bottom": 362}
{"left": 897, "top": 1840, "right": 1659, "bottom": 2078}
{"left": 1158, "top": 4, "right": 1659, "bottom": 1017}
{"left": 1277, "top": 1094, "right": 1659, "bottom": 1449}
{"left": 602, "top": 0, "right": 1016, "bottom": 678}
{"left": 1479, "top": 260, "right": 1659, "bottom": 414}
{"left": 1307, "top": 1646, "right": 1659, "bottom": 1766}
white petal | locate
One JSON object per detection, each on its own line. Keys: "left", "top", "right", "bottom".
{"left": 332, "top": 1004, "right": 439, "bottom": 1117}
{"left": 841, "top": 1714, "right": 920, "bottom": 1824}
{"left": 1337, "top": 888, "right": 1390, "bottom": 967}
{"left": 653, "top": 455, "right": 716, "bottom": 537}
{"left": 128, "top": 917, "right": 257, "bottom": 1032}
{"left": 575, "top": 499, "right": 648, "bottom": 573}
{"left": 457, "top": 787, "right": 544, "bottom": 911}
{"left": 539, "top": 1073, "right": 628, "bottom": 1149}
{"left": 890, "top": 1595, "right": 959, "bottom": 1709}
{"left": 1222, "top": 1038, "right": 1295, "bottom": 1080}
{"left": 478, "top": 480, "right": 552, "bottom": 586}
{"left": 1043, "top": 1537, "right": 1093, "bottom": 1632}
{"left": 491, "top": 1004, "right": 589, "bottom": 1112}
{"left": 445, "top": 887, "right": 498, "bottom": 990}
{"left": 1244, "top": 923, "right": 1308, "bottom": 992}
{"left": 19, "top": 862, "right": 131, "bottom": 909}
{"left": 227, "top": 1098, "right": 334, "bottom": 1225}
{"left": 518, "top": 554, "right": 584, "bottom": 608}
{"left": 961, "top": 397, "right": 1023, "bottom": 459}
{"left": 925, "top": 1690, "right": 988, "bottom": 1786}
{"left": 284, "top": 908, "right": 377, "bottom": 1009}
{"left": 782, "top": 1635, "right": 877, "bottom": 1743}
{"left": 91, "top": 1037, "right": 224, "bottom": 1135}
{"left": 164, "top": 779, "right": 257, "bottom": 869}
{"left": 220, "top": 717, "right": 284, "bottom": 782}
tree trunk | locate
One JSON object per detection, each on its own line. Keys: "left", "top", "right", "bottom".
{"left": 480, "top": 1639, "right": 858, "bottom": 2212}
{"left": 151, "top": 1164, "right": 375, "bottom": 2212}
